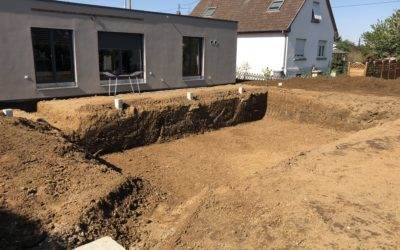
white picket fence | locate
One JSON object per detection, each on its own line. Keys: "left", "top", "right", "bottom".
{"left": 236, "top": 72, "right": 270, "bottom": 81}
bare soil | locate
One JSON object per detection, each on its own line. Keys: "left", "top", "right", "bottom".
{"left": 2, "top": 77, "right": 400, "bottom": 249}
{"left": 34, "top": 85, "right": 267, "bottom": 155}
{"left": 0, "top": 117, "right": 154, "bottom": 249}
{"left": 267, "top": 87, "right": 400, "bottom": 131}
{"left": 250, "top": 76, "right": 400, "bottom": 97}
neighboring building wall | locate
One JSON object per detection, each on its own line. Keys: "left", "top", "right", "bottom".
{"left": 0, "top": 0, "right": 237, "bottom": 101}
{"left": 237, "top": 33, "right": 286, "bottom": 75}
{"left": 286, "top": 0, "right": 335, "bottom": 76}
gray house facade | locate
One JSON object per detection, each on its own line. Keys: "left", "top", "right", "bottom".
{"left": 0, "top": 0, "right": 237, "bottom": 101}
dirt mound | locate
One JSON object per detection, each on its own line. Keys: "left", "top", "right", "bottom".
{"left": 249, "top": 76, "right": 400, "bottom": 97}
{"left": 36, "top": 85, "right": 267, "bottom": 154}
{"left": 0, "top": 117, "right": 153, "bottom": 248}
{"left": 267, "top": 87, "right": 400, "bottom": 131}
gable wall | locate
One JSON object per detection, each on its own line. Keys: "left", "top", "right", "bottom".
{"left": 286, "top": 0, "right": 335, "bottom": 76}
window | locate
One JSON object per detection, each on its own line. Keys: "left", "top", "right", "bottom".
{"left": 295, "top": 39, "right": 306, "bottom": 59}
{"left": 312, "top": 1, "right": 322, "bottom": 23}
{"left": 98, "top": 32, "right": 144, "bottom": 81}
{"left": 183, "top": 36, "right": 203, "bottom": 78}
{"left": 268, "top": 0, "right": 285, "bottom": 11}
{"left": 202, "top": 7, "right": 216, "bottom": 17}
{"left": 318, "top": 40, "right": 327, "bottom": 58}
{"left": 31, "top": 28, "right": 75, "bottom": 85}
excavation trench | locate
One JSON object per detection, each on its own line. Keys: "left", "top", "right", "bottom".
{"left": 267, "top": 87, "right": 400, "bottom": 131}
{"left": 35, "top": 85, "right": 268, "bottom": 155}
{"left": 6, "top": 84, "right": 400, "bottom": 248}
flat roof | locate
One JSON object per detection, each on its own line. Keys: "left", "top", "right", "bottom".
{"left": 34, "top": 0, "right": 238, "bottom": 24}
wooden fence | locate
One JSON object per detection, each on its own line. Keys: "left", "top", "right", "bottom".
{"left": 366, "top": 59, "right": 400, "bottom": 79}
{"left": 347, "top": 62, "right": 367, "bottom": 77}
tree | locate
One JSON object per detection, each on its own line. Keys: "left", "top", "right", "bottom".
{"left": 362, "top": 10, "right": 400, "bottom": 59}
{"left": 335, "top": 39, "right": 353, "bottom": 53}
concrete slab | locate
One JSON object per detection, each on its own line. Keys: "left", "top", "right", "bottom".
{"left": 75, "top": 237, "right": 125, "bottom": 250}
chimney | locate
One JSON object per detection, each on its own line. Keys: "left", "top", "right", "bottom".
{"left": 125, "top": 0, "right": 132, "bottom": 9}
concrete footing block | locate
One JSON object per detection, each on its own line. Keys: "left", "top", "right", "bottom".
{"left": 75, "top": 237, "right": 125, "bottom": 250}
{"left": 114, "top": 98, "right": 123, "bottom": 110}
{"left": 187, "top": 92, "right": 194, "bottom": 100}
{"left": 2, "top": 109, "right": 13, "bottom": 117}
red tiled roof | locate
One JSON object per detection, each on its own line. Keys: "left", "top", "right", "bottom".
{"left": 191, "top": 0, "right": 337, "bottom": 34}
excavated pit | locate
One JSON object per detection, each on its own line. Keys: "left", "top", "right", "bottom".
{"left": 5, "top": 78, "right": 400, "bottom": 248}
{"left": 267, "top": 87, "right": 400, "bottom": 131}
{"left": 35, "top": 85, "right": 268, "bottom": 154}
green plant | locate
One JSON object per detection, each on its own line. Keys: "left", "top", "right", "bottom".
{"left": 261, "top": 67, "right": 272, "bottom": 78}
{"left": 362, "top": 9, "right": 400, "bottom": 59}
{"left": 237, "top": 62, "right": 251, "bottom": 78}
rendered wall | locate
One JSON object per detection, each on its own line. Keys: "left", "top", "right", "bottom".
{"left": 0, "top": 0, "right": 237, "bottom": 101}
{"left": 286, "top": 0, "right": 335, "bottom": 76}
{"left": 237, "top": 33, "right": 286, "bottom": 75}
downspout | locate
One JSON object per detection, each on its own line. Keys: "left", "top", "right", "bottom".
{"left": 282, "top": 31, "right": 289, "bottom": 77}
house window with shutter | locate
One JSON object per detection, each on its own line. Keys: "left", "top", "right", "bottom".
{"left": 31, "top": 28, "right": 75, "bottom": 87}
{"left": 312, "top": 1, "right": 322, "bottom": 23}
{"left": 295, "top": 39, "right": 306, "bottom": 60}
{"left": 267, "top": 0, "right": 285, "bottom": 12}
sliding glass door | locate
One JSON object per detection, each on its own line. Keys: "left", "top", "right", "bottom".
{"left": 31, "top": 28, "right": 75, "bottom": 86}
{"left": 98, "top": 32, "right": 144, "bottom": 81}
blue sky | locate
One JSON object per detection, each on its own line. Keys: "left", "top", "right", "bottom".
{"left": 64, "top": 0, "right": 400, "bottom": 43}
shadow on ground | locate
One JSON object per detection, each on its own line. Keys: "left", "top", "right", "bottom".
{"left": 0, "top": 209, "right": 61, "bottom": 249}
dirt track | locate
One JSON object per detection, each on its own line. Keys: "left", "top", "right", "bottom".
{"left": 2, "top": 77, "right": 400, "bottom": 249}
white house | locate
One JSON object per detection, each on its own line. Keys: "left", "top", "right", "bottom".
{"left": 192, "top": 0, "right": 338, "bottom": 77}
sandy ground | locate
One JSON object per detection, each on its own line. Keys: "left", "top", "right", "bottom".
{"left": 0, "top": 117, "right": 150, "bottom": 248}
{"left": 251, "top": 76, "right": 400, "bottom": 97}
{"left": 2, "top": 76, "right": 400, "bottom": 249}
{"left": 104, "top": 118, "right": 400, "bottom": 249}
{"left": 104, "top": 117, "right": 347, "bottom": 248}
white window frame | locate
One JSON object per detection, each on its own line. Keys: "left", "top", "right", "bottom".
{"left": 317, "top": 40, "right": 327, "bottom": 59}
{"left": 182, "top": 36, "right": 205, "bottom": 81}
{"left": 31, "top": 27, "right": 78, "bottom": 90}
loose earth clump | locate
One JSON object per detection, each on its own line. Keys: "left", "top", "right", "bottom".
{"left": 0, "top": 117, "right": 155, "bottom": 249}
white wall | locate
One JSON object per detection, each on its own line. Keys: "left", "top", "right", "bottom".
{"left": 286, "top": 0, "right": 335, "bottom": 76}
{"left": 237, "top": 33, "right": 286, "bottom": 75}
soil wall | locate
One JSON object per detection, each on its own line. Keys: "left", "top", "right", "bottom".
{"left": 36, "top": 86, "right": 268, "bottom": 154}
{"left": 267, "top": 87, "right": 400, "bottom": 131}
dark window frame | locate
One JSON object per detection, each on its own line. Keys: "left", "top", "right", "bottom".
{"left": 31, "top": 27, "right": 75, "bottom": 85}
{"left": 182, "top": 36, "right": 204, "bottom": 78}
{"left": 267, "top": 0, "right": 285, "bottom": 12}
{"left": 98, "top": 31, "right": 144, "bottom": 82}
{"left": 202, "top": 7, "right": 217, "bottom": 17}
